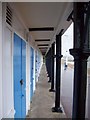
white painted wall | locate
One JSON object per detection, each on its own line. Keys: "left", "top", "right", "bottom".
{"left": 35, "top": 51, "right": 38, "bottom": 82}
{"left": 2, "top": 3, "right": 14, "bottom": 118}
{"left": 37, "top": 52, "right": 43, "bottom": 79}
{"left": 33, "top": 50, "right": 36, "bottom": 92}
{"left": 0, "top": 2, "right": 3, "bottom": 120}
{"left": 2, "top": 26, "right": 14, "bottom": 118}
{"left": 26, "top": 42, "right": 30, "bottom": 114}
{"left": 39, "top": 53, "right": 43, "bottom": 75}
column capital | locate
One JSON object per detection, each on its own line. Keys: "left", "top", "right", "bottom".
{"left": 69, "top": 48, "right": 90, "bottom": 60}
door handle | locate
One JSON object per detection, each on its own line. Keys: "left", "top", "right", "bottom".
{"left": 22, "top": 94, "right": 24, "bottom": 97}
{"left": 20, "top": 79, "right": 24, "bottom": 85}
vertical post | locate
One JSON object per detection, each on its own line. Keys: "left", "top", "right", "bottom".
{"left": 45, "top": 48, "right": 52, "bottom": 82}
{"left": 0, "top": 2, "right": 2, "bottom": 119}
{"left": 69, "top": 2, "right": 90, "bottom": 119}
{"left": 45, "top": 53, "right": 48, "bottom": 76}
{"left": 49, "top": 42, "right": 55, "bottom": 92}
{"left": 52, "top": 30, "right": 63, "bottom": 112}
{"left": 48, "top": 48, "right": 52, "bottom": 82}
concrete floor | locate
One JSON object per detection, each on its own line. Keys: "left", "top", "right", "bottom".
{"left": 61, "top": 65, "right": 74, "bottom": 118}
{"left": 27, "top": 64, "right": 66, "bottom": 118}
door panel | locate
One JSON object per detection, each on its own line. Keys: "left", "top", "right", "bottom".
{"left": 14, "top": 33, "right": 22, "bottom": 118}
{"left": 14, "top": 33, "right": 26, "bottom": 118}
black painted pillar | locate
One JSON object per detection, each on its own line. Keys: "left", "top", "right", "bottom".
{"left": 49, "top": 42, "right": 55, "bottom": 92}
{"left": 52, "top": 30, "right": 63, "bottom": 112}
{"left": 46, "top": 52, "right": 49, "bottom": 77}
{"left": 69, "top": 2, "right": 90, "bottom": 120}
{"left": 45, "top": 48, "right": 52, "bottom": 82}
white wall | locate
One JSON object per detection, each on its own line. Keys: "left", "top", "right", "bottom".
{"left": 33, "top": 50, "right": 36, "bottom": 92}
{"left": 35, "top": 51, "right": 37, "bottom": 82}
{"left": 37, "top": 52, "right": 43, "bottom": 79}
{"left": 2, "top": 3, "right": 14, "bottom": 118}
{"left": 2, "top": 26, "right": 14, "bottom": 117}
{"left": 26, "top": 42, "right": 30, "bottom": 114}
{"left": 39, "top": 53, "right": 43, "bottom": 74}
{"left": 0, "top": 2, "right": 2, "bottom": 120}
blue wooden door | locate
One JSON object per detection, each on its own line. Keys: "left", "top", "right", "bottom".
{"left": 14, "top": 33, "right": 26, "bottom": 118}
{"left": 30, "top": 47, "right": 34, "bottom": 101}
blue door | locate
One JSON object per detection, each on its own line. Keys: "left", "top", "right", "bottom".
{"left": 30, "top": 47, "right": 34, "bottom": 101}
{"left": 13, "top": 33, "right": 26, "bottom": 118}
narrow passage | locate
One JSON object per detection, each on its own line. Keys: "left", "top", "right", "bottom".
{"left": 27, "top": 64, "right": 66, "bottom": 118}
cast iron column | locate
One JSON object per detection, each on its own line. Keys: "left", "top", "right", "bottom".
{"left": 46, "top": 48, "right": 52, "bottom": 82}
{"left": 69, "top": 2, "right": 90, "bottom": 120}
{"left": 46, "top": 52, "right": 50, "bottom": 77}
{"left": 48, "top": 48, "right": 52, "bottom": 82}
{"left": 49, "top": 42, "right": 55, "bottom": 92}
{"left": 52, "top": 30, "right": 63, "bottom": 112}
{"left": 70, "top": 49, "right": 89, "bottom": 119}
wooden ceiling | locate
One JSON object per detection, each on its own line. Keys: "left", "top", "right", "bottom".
{"left": 14, "top": 2, "right": 73, "bottom": 55}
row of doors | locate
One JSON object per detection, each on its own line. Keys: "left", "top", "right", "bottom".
{"left": 14, "top": 33, "right": 40, "bottom": 118}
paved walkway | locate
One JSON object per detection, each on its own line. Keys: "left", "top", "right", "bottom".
{"left": 27, "top": 64, "right": 66, "bottom": 118}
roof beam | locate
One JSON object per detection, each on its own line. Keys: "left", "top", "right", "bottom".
{"left": 39, "top": 47, "right": 48, "bottom": 49}
{"left": 39, "top": 48, "right": 47, "bottom": 50}
{"left": 35, "top": 39, "right": 50, "bottom": 42}
{"left": 38, "top": 44, "right": 49, "bottom": 46}
{"left": 40, "top": 49, "right": 47, "bottom": 51}
{"left": 29, "top": 27, "right": 54, "bottom": 31}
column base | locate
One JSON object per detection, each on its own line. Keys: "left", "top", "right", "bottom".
{"left": 48, "top": 80, "right": 51, "bottom": 83}
{"left": 52, "top": 107, "right": 63, "bottom": 113}
{"left": 49, "top": 89, "right": 55, "bottom": 92}
{"left": 47, "top": 73, "right": 49, "bottom": 77}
